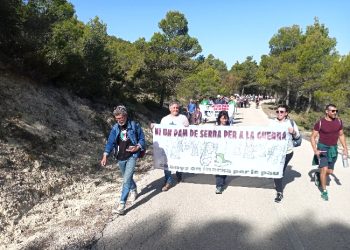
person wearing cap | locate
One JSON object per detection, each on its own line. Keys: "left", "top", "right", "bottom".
{"left": 100, "top": 105, "right": 146, "bottom": 215}
{"left": 214, "top": 95, "right": 220, "bottom": 104}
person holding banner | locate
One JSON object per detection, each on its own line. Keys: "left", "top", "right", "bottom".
{"left": 272, "top": 105, "right": 300, "bottom": 203}
{"left": 160, "top": 100, "right": 189, "bottom": 191}
{"left": 100, "top": 105, "right": 146, "bottom": 215}
{"left": 215, "top": 111, "right": 230, "bottom": 194}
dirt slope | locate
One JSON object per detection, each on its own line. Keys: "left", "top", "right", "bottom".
{"left": 0, "top": 72, "right": 154, "bottom": 249}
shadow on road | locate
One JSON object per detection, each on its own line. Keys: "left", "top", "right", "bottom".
{"left": 125, "top": 177, "right": 164, "bottom": 213}
{"left": 308, "top": 168, "right": 342, "bottom": 187}
{"left": 282, "top": 165, "right": 302, "bottom": 190}
{"left": 127, "top": 164, "right": 303, "bottom": 216}
{"left": 90, "top": 211, "right": 350, "bottom": 249}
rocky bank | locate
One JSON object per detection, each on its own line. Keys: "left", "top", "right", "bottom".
{"left": 0, "top": 72, "right": 156, "bottom": 249}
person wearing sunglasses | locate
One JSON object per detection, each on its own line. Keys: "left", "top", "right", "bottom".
{"left": 272, "top": 104, "right": 300, "bottom": 203}
{"left": 310, "top": 104, "right": 348, "bottom": 201}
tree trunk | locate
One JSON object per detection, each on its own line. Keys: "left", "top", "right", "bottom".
{"left": 275, "top": 93, "right": 280, "bottom": 104}
{"left": 159, "top": 82, "right": 166, "bottom": 108}
{"left": 241, "top": 87, "right": 245, "bottom": 96}
{"left": 306, "top": 92, "right": 312, "bottom": 113}
{"left": 294, "top": 92, "right": 301, "bottom": 110}
{"left": 286, "top": 84, "right": 290, "bottom": 106}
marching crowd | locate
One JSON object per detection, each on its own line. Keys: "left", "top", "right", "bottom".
{"left": 100, "top": 101, "right": 348, "bottom": 215}
{"left": 185, "top": 94, "right": 267, "bottom": 125}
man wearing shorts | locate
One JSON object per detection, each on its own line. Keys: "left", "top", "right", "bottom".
{"left": 310, "top": 104, "right": 348, "bottom": 201}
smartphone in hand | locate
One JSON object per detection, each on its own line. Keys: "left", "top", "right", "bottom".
{"left": 126, "top": 145, "right": 135, "bottom": 152}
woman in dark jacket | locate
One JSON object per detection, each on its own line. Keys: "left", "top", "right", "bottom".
{"left": 215, "top": 111, "right": 230, "bottom": 194}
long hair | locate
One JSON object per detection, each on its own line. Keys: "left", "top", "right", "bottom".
{"left": 217, "top": 111, "right": 230, "bottom": 126}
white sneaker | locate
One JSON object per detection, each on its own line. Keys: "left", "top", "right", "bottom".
{"left": 129, "top": 190, "right": 138, "bottom": 203}
{"left": 113, "top": 203, "right": 125, "bottom": 215}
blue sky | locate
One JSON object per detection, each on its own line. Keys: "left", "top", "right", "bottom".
{"left": 70, "top": 0, "right": 350, "bottom": 68}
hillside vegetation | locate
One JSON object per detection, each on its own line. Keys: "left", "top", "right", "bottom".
{"left": 0, "top": 72, "right": 157, "bottom": 248}
{"left": 2, "top": 1, "right": 349, "bottom": 112}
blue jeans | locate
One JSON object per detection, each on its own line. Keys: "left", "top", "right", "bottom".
{"left": 215, "top": 175, "right": 227, "bottom": 188}
{"left": 118, "top": 157, "right": 136, "bottom": 204}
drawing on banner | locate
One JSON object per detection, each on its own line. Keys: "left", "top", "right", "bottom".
{"left": 266, "top": 145, "right": 286, "bottom": 164}
{"left": 200, "top": 142, "right": 217, "bottom": 166}
{"left": 199, "top": 142, "right": 232, "bottom": 167}
{"left": 191, "top": 141, "right": 200, "bottom": 156}
{"left": 214, "top": 153, "right": 231, "bottom": 166}
{"left": 266, "top": 145, "right": 279, "bottom": 163}
{"left": 243, "top": 140, "right": 258, "bottom": 159}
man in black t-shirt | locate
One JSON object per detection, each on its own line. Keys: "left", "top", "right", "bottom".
{"left": 116, "top": 123, "right": 133, "bottom": 161}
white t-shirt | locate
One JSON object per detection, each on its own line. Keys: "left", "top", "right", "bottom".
{"left": 270, "top": 118, "right": 300, "bottom": 153}
{"left": 160, "top": 114, "right": 189, "bottom": 126}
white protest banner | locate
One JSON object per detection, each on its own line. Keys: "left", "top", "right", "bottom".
{"left": 153, "top": 125, "right": 289, "bottom": 178}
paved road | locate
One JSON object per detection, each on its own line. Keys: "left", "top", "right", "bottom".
{"left": 93, "top": 104, "right": 350, "bottom": 250}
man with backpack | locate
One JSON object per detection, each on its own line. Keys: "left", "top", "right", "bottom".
{"left": 100, "top": 105, "right": 146, "bottom": 215}
{"left": 311, "top": 104, "right": 348, "bottom": 201}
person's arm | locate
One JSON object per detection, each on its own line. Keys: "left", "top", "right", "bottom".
{"left": 310, "top": 129, "right": 321, "bottom": 157}
{"left": 339, "top": 129, "right": 348, "bottom": 157}
{"left": 135, "top": 123, "right": 146, "bottom": 151}
{"left": 198, "top": 111, "right": 202, "bottom": 122}
{"left": 183, "top": 115, "right": 190, "bottom": 127}
{"left": 100, "top": 154, "right": 108, "bottom": 166}
{"left": 290, "top": 121, "right": 300, "bottom": 138}
{"left": 100, "top": 127, "right": 117, "bottom": 166}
